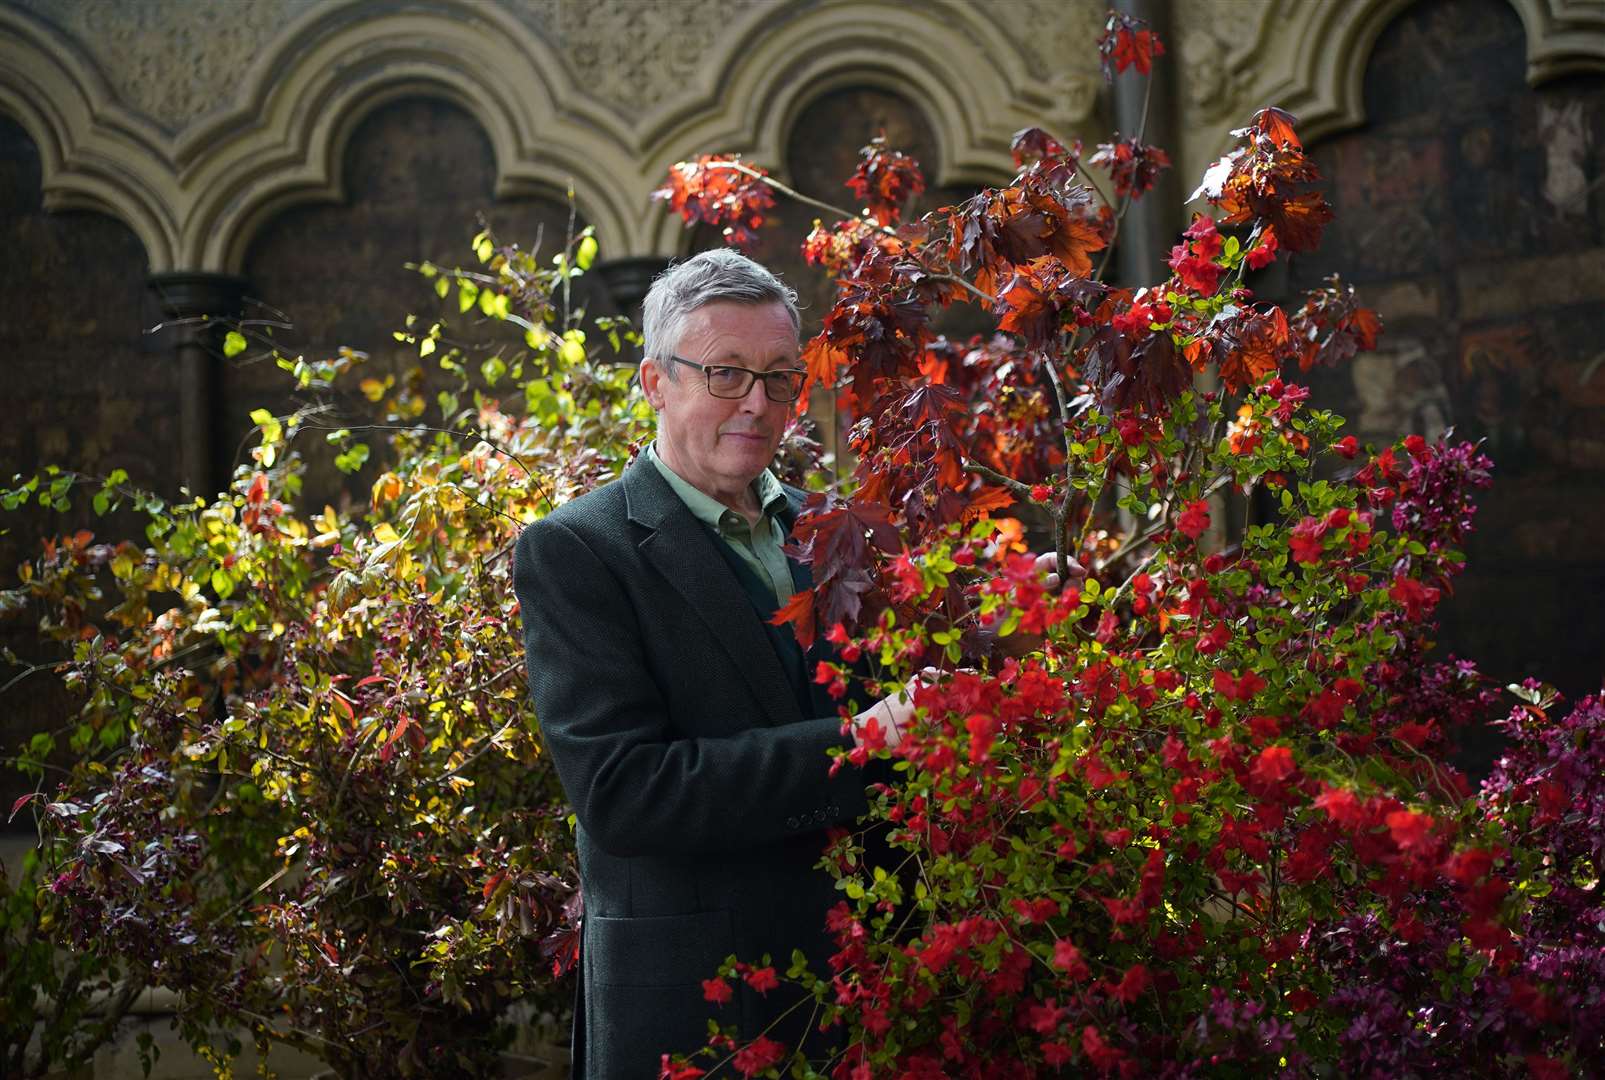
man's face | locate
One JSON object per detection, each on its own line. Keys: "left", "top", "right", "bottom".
{"left": 640, "top": 300, "right": 799, "bottom": 510}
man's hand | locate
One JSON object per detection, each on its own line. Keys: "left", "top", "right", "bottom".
{"left": 1033, "top": 549, "right": 1087, "bottom": 591}
{"left": 990, "top": 550, "right": 1087, "bottom": 660}
{"left": 849, "top": 670, "right": 934, "bottom": 752}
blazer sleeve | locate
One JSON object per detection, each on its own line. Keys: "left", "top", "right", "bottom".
{"left": 513, "top": 516, "right": 873, "bottom": 858}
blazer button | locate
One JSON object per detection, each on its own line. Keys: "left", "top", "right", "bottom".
{"left": 813, "top": 808, "right": 827, "bottom": 824}
{"left": 786, "top": 816, "right": 799, "bottom": 829}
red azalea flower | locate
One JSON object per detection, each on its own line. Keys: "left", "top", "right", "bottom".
{"left": 744, "top": 965, "right": 779, "bottom": 994}
{"left": 1177, "top": 499, "right": 1211, "bottom": 540}
{"left": 731, "top": 1035, "right": 786, "bottom": 1077}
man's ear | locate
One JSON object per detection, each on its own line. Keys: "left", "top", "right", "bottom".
{"left": 639, "top": 356, "right": 665, "bottom": 411}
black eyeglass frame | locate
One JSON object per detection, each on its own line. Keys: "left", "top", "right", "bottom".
{"left": 664, "top": 354, "right": 808, "bottom": 402}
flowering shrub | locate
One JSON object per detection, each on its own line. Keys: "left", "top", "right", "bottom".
{"left": 653, "top": 12, "right": 1601, "bottom": 1078}
{"left": 2, "top": 227, "right": 645, "bottom": 1077}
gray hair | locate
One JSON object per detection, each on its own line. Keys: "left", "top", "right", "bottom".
{"left": 641, "top": 249, "right": 799, "bottom": 378}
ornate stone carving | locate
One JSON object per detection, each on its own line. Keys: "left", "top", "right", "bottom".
{"left": 502, "top": 0, "right": 768, "bottom": 117}
{"left": 3, "top": 0, "right": 1599, "bottom": 272}
{"left": 13, "top": 0, "right": 314, "bottom": 133}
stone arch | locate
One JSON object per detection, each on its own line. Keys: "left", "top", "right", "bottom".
{"left": 0, "top": 5, "right": 170, "bottom": 268}
{"left": 640, "top": 0, "right": 1096, "bottom": 256}
{"left": 1201, "top": 0, "right": 1605, "bottom": 160}
{"left": 3, "top": 0, "right": 1137, "bottom": 269}
{"left": 179, "top": 0, "right": 642, "bottom": 273}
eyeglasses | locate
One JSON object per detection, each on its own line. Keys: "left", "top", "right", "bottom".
{"left": 666, "top": 355, "right": 808, "bottom": 402}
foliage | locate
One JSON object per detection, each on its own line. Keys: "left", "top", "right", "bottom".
{"left": 654, "top": 12, "right": 1601, "bottom": 1079}
{"left": 2, "top": 225, "right": 647, "bottom": 1077}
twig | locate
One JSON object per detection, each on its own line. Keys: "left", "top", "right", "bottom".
{"left": 962, "top": 462, "right": 1037, "bottom": 500}
{"left": 718, "top": 162, "right": 888, "bottom": 235}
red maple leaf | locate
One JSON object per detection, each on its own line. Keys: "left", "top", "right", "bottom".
{"left": 994, "top": 256, "right": 1107, "bottom": 353}
{"left": 1192, "top": 112, "right": 1334, "bottom": 253}
{"left": 652, "top": 155, "right": 776, "bottom": 247}
{"left": 1099, "top": 12, "right": 1165, "bottom": 80}
{"left": 1010, "top": 127, "right": 1078, "bottom": 168}
{"left": 1090, "top": 137, "right": 1172, "bottom": 199}
{"left": 1289, "top": 275, "right": 1383, "bottom": 370}
{"left": 1214, "top": 307, "right": 1290, "bottom": 394}
{"left": 1244, "top": 105, "right": 1302, "bottom": 150}
{"left": 947, "top": 177, "right": 1106, "bottom": 293}
{"left": 781, "top": 494, "right": 900, "bottom": 641}
{"left": 845, "top": 134, "right": 926, "bottom": 227}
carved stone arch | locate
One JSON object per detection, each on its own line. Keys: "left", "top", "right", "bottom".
{"left": 640, "top": 0, "right": 1098, "bottom": 257}
{"left": 179, "top": 0, "right": 645, "bottom": 273}
{"left": 1506, "top": 0, "right": 1605, "bottom": 83}
{"left": 0, "top": 5, "right": 175, "bottom": 268}
{"left": 1187, "top": 0, "right": 1605, "bottom": 170}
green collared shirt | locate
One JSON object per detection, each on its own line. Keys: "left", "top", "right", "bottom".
{"left": 647, "top": 444, "right": 794, "bottom": 604}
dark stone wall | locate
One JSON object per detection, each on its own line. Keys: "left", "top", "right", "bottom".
{"left": 240, "top": 97, "right": 598, "bottom": 510}
{"left": 0, "top": 113, "right": 160, "bottom": 796}
{"left": 1285, "top": 0, "right": 1605, "bottom": 700}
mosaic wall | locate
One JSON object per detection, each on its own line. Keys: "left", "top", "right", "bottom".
{"left": 1285, "top": 0, "right": 1605, "bottom": 699}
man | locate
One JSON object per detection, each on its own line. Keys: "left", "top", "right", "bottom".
{"left": 514, "top": 249, "right": 914, "bottom": 1077}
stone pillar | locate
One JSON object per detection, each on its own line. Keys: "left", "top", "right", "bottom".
{"left": 1112, "top": 0, "right": 1181, "bottom": 288}
{"left": 146, "top": 273, "right": 248, "bottom": 499}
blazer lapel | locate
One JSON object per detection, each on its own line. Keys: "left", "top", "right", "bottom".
{"left": 623, "top": 456, "right": 802, "bottom": 728}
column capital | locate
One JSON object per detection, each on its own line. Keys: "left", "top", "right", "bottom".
{"left": 147, "top": 272, "right": 249, "bottom": 320}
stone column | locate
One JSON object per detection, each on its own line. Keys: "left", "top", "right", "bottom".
{"left": 146, "top": 273, "right": 248, "bottom": 499}
{"left": 1112, "top": 0, "right": 1181, "bottom": 288}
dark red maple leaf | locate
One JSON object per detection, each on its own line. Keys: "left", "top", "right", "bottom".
{"left": 804, "top": 258, "right": 944, "bottom": 408}
{"left": 1237, "top": 105, "right": 1302, "bottom": 150}
{"left": 1099, "top": 11, "right": 1165, "bottom": 80}
{"left": 1082, "top": 298, "right": 1191, "bottom": 414}
{"left": 652, "top": 155, "right": 776, "bottom": 247}
{"left": 1288, "top": 275, "right": 1383, "bottom": 370}
{"left": 1191, "top": 111, "right": 1334, "bottom": 253}
{"left": 1010, "top": 127, "right": 1077, "bottom": 169}
{"left": 993, "top": 256, "right": 1108, "bottom": 354}
{"left": 1213, "top": 306, "right": 1291, "bottom": 393}
{"left": 1089, "top": 137, "right": 1172, "bottom": 199}
{"left": 845, "top": 134, "right": 926, "bottom": 227}
{"left": 779, "top": 494, "right": 900, "bottom": 643}
{"left": 946, "top": 177, "right": 1107, "bottom": 293}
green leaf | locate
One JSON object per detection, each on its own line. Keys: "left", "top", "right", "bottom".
{"left": 576, "top": 235, "right": 598, "bottom": 270}
{"left": 223, "top": 331, "right": 248, "bottom": 358}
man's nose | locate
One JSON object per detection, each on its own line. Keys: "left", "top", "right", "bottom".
{"left": 738, "top": 376, "right": 770, "bottom": 412}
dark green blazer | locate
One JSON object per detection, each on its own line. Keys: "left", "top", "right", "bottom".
{"left": 514, "top": 453, "right": 873, "bottom": 1077}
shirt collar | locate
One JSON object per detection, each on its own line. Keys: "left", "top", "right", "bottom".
{"left": 646, "top": 443, "right": 787, "bottom": 531}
